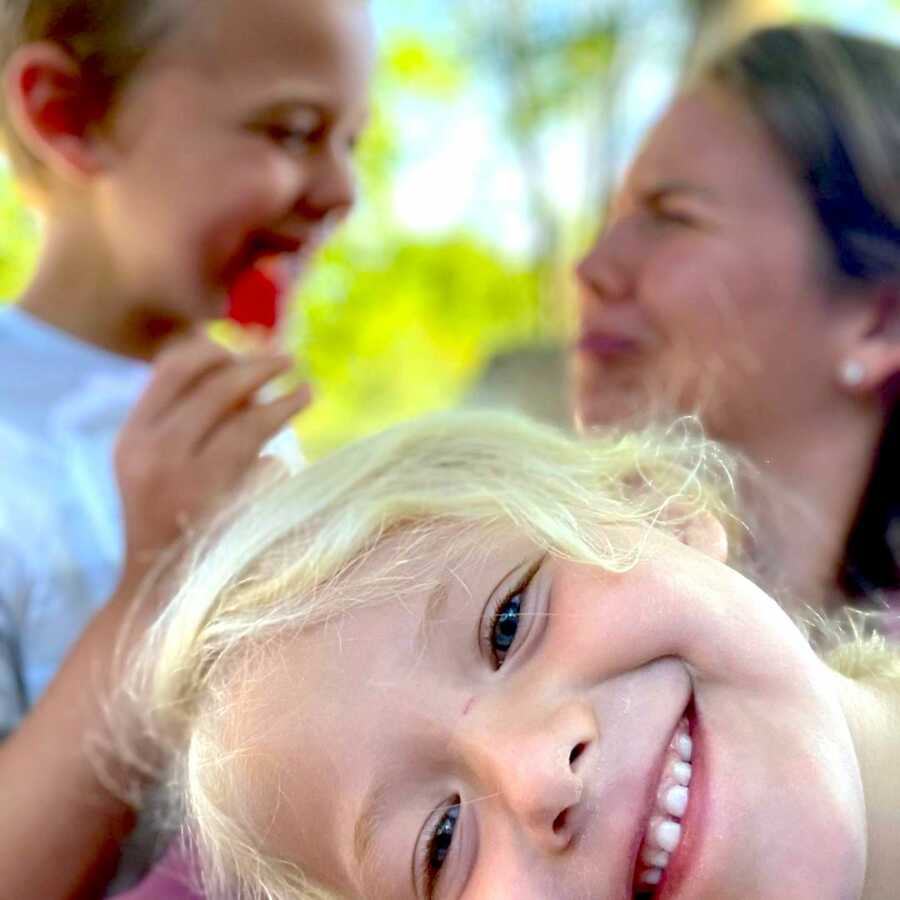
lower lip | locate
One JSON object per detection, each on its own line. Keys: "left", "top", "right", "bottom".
{"left": 655, "top": 707, "right": 708, "bottom": 899}
{"left": 576, "top": 334, "right": 641, "bottom": 358}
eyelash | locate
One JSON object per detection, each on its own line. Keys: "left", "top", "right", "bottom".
{"left": 419, "top": 800, "right": 460, "bottom": 898}
{"left": 263, "top": 123, "right": 321, "bottom": 149}
{"left": 649, "top": 201, "right": 694, "bottom": 226}
{"left": 485, "top": 557, "right": 541, "bottom": 668}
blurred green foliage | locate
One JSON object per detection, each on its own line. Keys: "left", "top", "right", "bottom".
{"left": 293, "top": 233, "right": 542, "bottom": 455}
{"left": 0, "top": 167, "right": 38, "bottom": 300}
{"left": 289, "top": 32, "right": 548, "bottom": 456}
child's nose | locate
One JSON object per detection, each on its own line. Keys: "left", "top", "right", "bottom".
{"left": 296, "top": 145, "right": 357, "bottom": 224}
{"left": 455, "top": 695, "right": 599, "bottom": 853}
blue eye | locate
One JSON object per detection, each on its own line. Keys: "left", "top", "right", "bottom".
{"left": 490, "top": 592, "right": 522, "bottom": 663}
{"left": 487, "top": 558, "right": 541, "bottom": 667}
{"left": 425, "top": 802, "right": 459, "bottom": 893}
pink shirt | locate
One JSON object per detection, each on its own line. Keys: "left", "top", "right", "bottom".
{"left": 113, "top": 845, "right": 205, "bottom": 900}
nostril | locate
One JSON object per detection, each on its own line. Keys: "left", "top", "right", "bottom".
{"left": 552, "top": 809, "right": 568, "bottom": 835}
{"left": 569, "top": 742, "right": 587, "bottom": 767}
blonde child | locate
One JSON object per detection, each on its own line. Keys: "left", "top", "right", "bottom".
{"left": 0, "top": 0, "right": 374, "bottom": 894}
{"left": 135, "top": 412, "right": 900, "bottom": 900}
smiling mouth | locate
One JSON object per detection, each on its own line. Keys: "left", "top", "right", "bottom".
{"left": 631, "top": 703, "right": 696, "bottom": 899}
{"left": 575, "top": 332, "right": 643, "bottom": 359}
{"left": 224, "top": 230, "right": 317, "bottom": 284}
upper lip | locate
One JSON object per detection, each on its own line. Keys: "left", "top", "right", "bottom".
{"left": 621, "top": 697, "right": 693, "bottom": 900}
{"left": 567, "top": 698, "right": 692, "bottom": 900}
{"left": 575, "top": 320, "right": 650, "bottom": 355}
{"left": 223, "top": 229, "right": 323, "bottom": 282}
{"left": 248, "top": 229, "right": 318, "bottom": 257}
{"left": 576, "top": 331, "right": 642, "bottom": 352}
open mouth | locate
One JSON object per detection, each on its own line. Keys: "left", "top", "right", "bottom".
{"left": 224, "top": 231, "right": 315, "bottom": 330}
{"left": 631, "top": 700, "right": 696, "bottom": 899}
{"left": 224, "top": 230, "right": 316, "bottom": 285}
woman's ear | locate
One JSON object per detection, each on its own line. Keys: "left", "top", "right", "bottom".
{"left": 674, "top": 511, "right": 729, "bottom": 563}
{"left": 3, "top": 42, "right": 111, "bottom": 183}
{"left": 837, "top": 283, "right": 900, "bottom": 395}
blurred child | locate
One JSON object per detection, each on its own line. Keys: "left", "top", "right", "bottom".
{"left": 0, "top": 0, "right": 374, "bottom": 894}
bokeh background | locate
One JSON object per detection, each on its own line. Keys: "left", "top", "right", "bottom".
{"left": 3, "top": 0, "right": 900, "bottom": 456}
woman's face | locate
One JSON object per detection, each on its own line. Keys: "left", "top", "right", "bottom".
{"left": 574, "top": 86, "right": 851, "bottom": 442}
{"left": 234, "top": 526, "right": 866, "bottom": 899}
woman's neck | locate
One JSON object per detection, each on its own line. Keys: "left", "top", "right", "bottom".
{"left": 737, "top": 408, "right": 883, "bottom": 610}
{"left": 18, "top": 217, "right": 187, "bottom": 361}
{"left": 834, "top": 672, "right": 900, "bottom": 900}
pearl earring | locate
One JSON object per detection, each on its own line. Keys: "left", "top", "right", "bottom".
{"left": 840, "top": 359, "right": 867, "bottom": 388}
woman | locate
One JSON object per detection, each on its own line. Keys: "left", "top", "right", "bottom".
{"left": 574, "top": 25, "right": 900, "bottom": 611}
{"left": 129, "top": 411, "right": 899, "bottom": 899}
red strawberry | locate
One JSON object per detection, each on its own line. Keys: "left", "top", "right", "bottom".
{"left": 226, "top": 265, "right": 280, "bottom": 331}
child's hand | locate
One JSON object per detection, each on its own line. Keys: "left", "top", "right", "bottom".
{"left": 114, "top": 333, "right": 310, "bottom": 577}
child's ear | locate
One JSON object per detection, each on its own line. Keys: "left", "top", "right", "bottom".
{"left": 836, "top": 283, "right": 900, "bottom": 396}
{"left": 674, "top": 512, "right": 729, "bottom": 563}
{"left": 3, "top": 42, "right": 111, "bottom": 183}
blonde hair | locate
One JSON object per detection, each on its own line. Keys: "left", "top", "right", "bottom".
{"left": 126, "top": 412, "right": 739, "bottom": 898}
{"left": 128, "top": 412, "right": 900, "bottom": 900}
{"left": 0, "top": 0, "right": 183, "bottom": 188}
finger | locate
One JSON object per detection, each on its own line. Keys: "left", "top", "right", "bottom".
{"left": 163, "top": 354, "right": 297, "bottom": 452}
{"left": 226, "top": 455, "right": 293, "bottom": 513}
{"left": 199, "top": 384, "right": 312, "bottom": 473}
{"left": 131, "top": 336, "right": 234, "bottom": 427}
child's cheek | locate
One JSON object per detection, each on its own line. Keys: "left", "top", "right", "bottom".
{"left": 228, "top": 151, "right": 304, "bottom": 227}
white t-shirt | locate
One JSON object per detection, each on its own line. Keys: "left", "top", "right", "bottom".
{"left": 0, "top": 306, "right": 152, "bottom": 735}
{"left": 0, "top": 306, "right": 302, "bottom": 890}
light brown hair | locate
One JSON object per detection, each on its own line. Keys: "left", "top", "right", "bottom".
{"left": 0, "top": 0, "right": 182, "bottom": 186}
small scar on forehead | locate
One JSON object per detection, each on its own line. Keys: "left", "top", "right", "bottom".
{"left": 461, "top": 696, "right": 476, "bottom": 717}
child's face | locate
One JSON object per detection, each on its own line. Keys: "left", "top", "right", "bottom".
{"left": 93, "top": 0, "right": 373, "bottom": 324}
{"left": 234, "top": 529, "right": 866, "bottom": 900}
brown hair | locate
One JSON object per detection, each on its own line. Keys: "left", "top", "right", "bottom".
{"left": 0, "top": 0, "right": 182, "bottom": 185}
{"left": 695, "top": 25, "right": 900, "bottom": 600}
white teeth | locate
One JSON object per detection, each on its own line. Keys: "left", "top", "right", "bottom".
{"left": 641, "top": 847, "right": 669, "bottom": 868}
{"left": 675, "top": 734, "right": 693, "bottom": 762}
{"left": 653, "top": 819, "right": 683, "bottom": 853}
{"left": 634, "top": 718, "right": 694, "bottom": 896}
{"left": 663, "top": 785, "right": 689, "bottom": 818}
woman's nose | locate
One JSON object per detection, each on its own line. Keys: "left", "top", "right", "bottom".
{"left": 457, "top": 696, "right": 599, "bottom": 853}
{"left": 575, "top": 223, "right": 633, "bottom": 305}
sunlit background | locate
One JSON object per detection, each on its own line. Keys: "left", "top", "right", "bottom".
{"left": 3, "top": 0, "right": 900, "bottom": 455}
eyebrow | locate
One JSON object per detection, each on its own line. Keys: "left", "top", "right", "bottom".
{"left": 253, "top": 98, "right": 329, "bottom": 120}
{"left": 353, "top": 777, "right": 393, "bottom": 890}
{"left": 643, "top": 180, "right": 717, "bottom": 202}
{"left": 254, "top": 92, "right": 371, "bottom": 127}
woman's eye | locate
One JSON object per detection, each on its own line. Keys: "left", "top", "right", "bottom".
{"left": 424, "top": 802, "right": 460, "bottom": 894}
{"left": 650, "top": 201, "right": 695, "bottom": 227}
